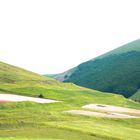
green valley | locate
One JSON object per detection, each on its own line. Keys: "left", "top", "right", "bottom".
{"left": 0, "top": 61, "right": 140, "bottom": 140}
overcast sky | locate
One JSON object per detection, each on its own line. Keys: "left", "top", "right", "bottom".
{"left": 0, "top": 0, "right": 140, "bottom": 74}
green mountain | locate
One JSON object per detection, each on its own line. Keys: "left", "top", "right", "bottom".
{"left": 0, "top": 61, "right": 140, "bottom": 140}
{"left": 52, "top": 39, "right": 140, "bottom": 100}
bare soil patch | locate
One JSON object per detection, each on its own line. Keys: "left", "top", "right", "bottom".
{"left": 65, "top": 110, "right": 138, "bottom": 118}
{"left": 0, "top": 93, "right": 59, "bottom": 104}
{"left": 65, "top": 104, "right": 140, "bottom": 118}
{"left": 82, "top": 104, "right": 140, "bottom": 116}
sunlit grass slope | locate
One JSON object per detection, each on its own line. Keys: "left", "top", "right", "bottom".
{"left": 0, "top": 81, "right": 140, "bottom": 140}
{"left": 0, "top": 85, "right": 140, "bottom": 140}
{"left": 0, "top": 61, "right": 140, "bottom": 140}
{"left": 0, "top": 61, "right": 54, "bottom": 83}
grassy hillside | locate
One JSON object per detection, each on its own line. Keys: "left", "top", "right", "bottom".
{"left": 0, "top": 82, "right": 140, "bottom": 140}
{"left": 0, "top": 61, "right": 140, "bottom": 140}
{"left": 0, "top": 61, "right": 54, "bottom": 83}
{"left": 52, "top": 40, "right": 140, "bottom": 100}
{"left": 65, "top": 51, "right": 140, "bottom": 98}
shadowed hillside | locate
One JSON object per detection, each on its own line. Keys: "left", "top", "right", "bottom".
{"left": 51, "top": 40, "right": 140, "bottom": 100}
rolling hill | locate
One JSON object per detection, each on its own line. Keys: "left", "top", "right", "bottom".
{"left": 0, "top": 61, "right": 55, "bottom": 83}
{"left": 0, "top": 61, "right": 140, "bottom": 140}
{"left": 51, "top": 39, "right": 140, "bottom": 100}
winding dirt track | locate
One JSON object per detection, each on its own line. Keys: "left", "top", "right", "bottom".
{"left": 0, "top": 93, "right": 59, "bottom": 103}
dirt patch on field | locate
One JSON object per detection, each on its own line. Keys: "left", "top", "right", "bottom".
{"left": 65, "top": 110, "right": 138, "bottom": 118}
{"left": 0, "top": 93, "right": 59, "bottom": 104}
{"left": 82, "top": 104, "right": 140, "bottom": 116}
{"left": 0, "top": 100, "right": 11, "bottom": 103}
{"left": 65, "top": 104, "right": 140, "bottom": 118}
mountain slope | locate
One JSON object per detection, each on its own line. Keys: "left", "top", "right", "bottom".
{"left": 130, "top": 89, "right": 140, "bottom": 102}
{"left": 0, "top": 61, "right": 54, "bottom": 83}
{"left": 52, "top": 39, "right": 140, "bottom": 100}
{"left": 95, "top": 39, "right": 140, "bottom": 59}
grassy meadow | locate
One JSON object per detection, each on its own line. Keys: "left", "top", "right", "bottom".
{"left": 0, "top": 61, "right": 140, "bottom": 140}
{"left": 0, "top": 82, "right": 140, "bottom": 140}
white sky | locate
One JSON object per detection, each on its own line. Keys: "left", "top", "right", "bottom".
{"left": 0, "top": 0, "right": 140, "bottom": 74}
